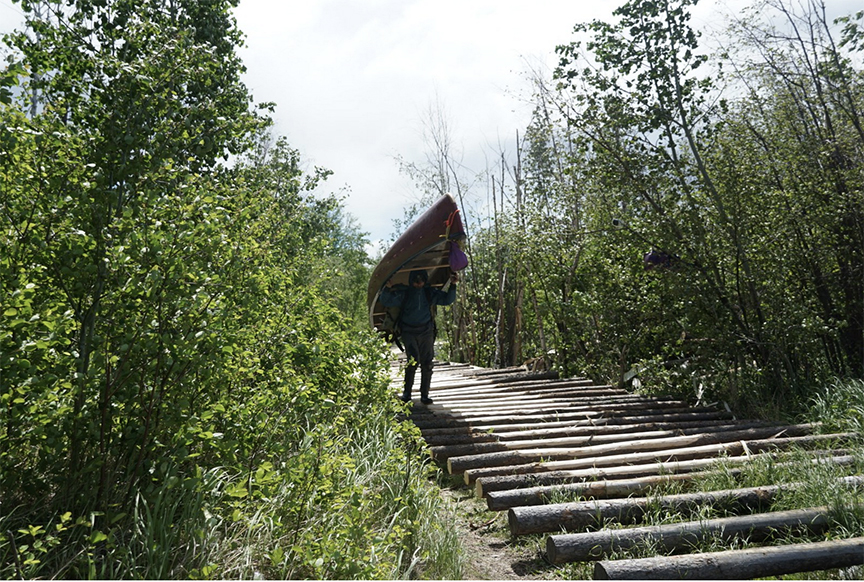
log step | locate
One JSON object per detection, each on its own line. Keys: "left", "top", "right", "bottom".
{"left": 508, "top": 474, "right": 864, "bottom": 536}
{"left": 548, "top": 506, "right": 835, "bottom": 563}
{"left": 593, "top": 536, "right": 864, "bottom": 579}
{"left": 396, "top": 361, "right": 862, "bottom": 579}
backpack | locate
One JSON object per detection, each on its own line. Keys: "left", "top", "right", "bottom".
{"left": 381, "top": 285, "right": 437, "bottom": 351}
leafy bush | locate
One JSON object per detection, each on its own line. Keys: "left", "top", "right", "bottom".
{"left": 1, "top": 1, "right": 461, "bottom": 579}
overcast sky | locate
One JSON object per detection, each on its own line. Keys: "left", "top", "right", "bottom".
{"left": 232, "top": 0, "right": 864, "bottom": 248}
{"left": 231, "top": 1, "right": 627, "bottom": 246}
{"left": 2, "top": 0, "right": 858, "bottom": 246}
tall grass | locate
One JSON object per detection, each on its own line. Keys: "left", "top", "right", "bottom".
{"left": 809, "top": 377, "right": 864, "bottom": 434}
{"left": 0, "top": 468, "right": 220, "bottom": 579}
{"left": 194, "top": 407, "right": 465, "bottom": 580}
{"left": 0, "top": 407, "right": 464, "bottom": 580}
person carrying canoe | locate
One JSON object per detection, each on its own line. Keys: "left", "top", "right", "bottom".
{"left": 380, "top": 269, "right": 458, "bottom": 404}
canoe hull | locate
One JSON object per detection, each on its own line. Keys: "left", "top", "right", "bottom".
{"left": 367, "top": 194, "right": 466, "bottom": 333}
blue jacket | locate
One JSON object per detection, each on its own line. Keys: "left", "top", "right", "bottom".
{"left": 379, "top": 283, "right": 457, "bottom": 328}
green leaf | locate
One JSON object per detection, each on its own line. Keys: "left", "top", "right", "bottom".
{"left": 89, "top": 531, "right": 108, "bottom": 544}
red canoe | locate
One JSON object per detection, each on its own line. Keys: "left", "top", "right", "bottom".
{"left": 367, "top": 194, "right": 466, "bottom": 333}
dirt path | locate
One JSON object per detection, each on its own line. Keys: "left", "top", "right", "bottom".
{"left": 439, "top": 486, "right": 557, "bottom": 580}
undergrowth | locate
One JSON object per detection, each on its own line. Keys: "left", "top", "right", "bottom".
{"left": 0, "top": 406, "right": 464, "bottom": 580}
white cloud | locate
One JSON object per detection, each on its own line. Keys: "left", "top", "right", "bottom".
{"left": 232, "top": 0, "right": 611, "bottom": 242}
{"left": 5, "top": 0, "right": 861, "bottom": 242}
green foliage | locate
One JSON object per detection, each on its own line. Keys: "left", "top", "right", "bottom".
{"left": 212, "top": 410, "right": 464, "bottom": 580}
{"left": 447, "top": 0, "right": 863, "bottom": 419}
{"left": 809, "top": 378, "right": 864, "bottom": 435}
{"left": 1, "top": 1, "right": 452, "bottom": 579}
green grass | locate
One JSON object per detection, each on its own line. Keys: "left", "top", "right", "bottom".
{"left": 0, "top": 408, "right": 466, "bottom": 580}
{"left": 538, "top": 377, "right": 864, "bottom": 579}
{"left": 809, "top": 378, "right": 864, "bottom": 435}
{"left": 196, "top": 408, "right": 466, "bottom": 580}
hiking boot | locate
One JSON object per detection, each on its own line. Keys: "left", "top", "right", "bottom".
{"left": 420, "top": 396, "right": 433, "bottom": 405}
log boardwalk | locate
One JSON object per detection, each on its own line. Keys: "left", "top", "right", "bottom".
{"left": 397, "top": 360, "right": 864, "bottom": 580}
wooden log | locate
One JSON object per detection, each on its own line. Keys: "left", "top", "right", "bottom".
{"left": 462, "top": 432, "right": 852, "bottom": 484}
{"left": 423, "top": 432, "right": 500, "bottom": 447}
{"left": 484, "top": 454, "right": 856, "bottom": 511}
{"left": 415, "top": 406, "right": 727, "bottom": 433}
{"left": 431, "top": 420, "right": 773, "bottom": 461}
{"left": 593, "top": 536, "right": 864, "bottom": 579}
{"left": 427, "top": 394, "right": 662, "bottom": 416}
{"left": 486, "top": 472, "right": 714, "bottom": 511}
{"left": 431, "top": 389, "right": 627, "bottom": 407}
{"left": 427, "top": 384, "right": 602, "bottom": 402}
{"left": 472, "top": 367, "right": 556, "bottom": 379}
{"left": 511, "top": 474, "right": 864, "bottom": 536}
{"left": 420, "top": 401, "right": 701, "bottom": 429}
{"left": 427, "top": 418, "right": 734, "bottom": 454}
{"left": 410, "top": 400, "right": 694, "bottom": 429}
{"left": 489, "top": 370, "right": 560, "bottom": 382}
{"left": 430, "top": 379, "right": 602, "bottom": 398}
{"left": 478, "top": 453, "right": 775, "bottom": 498}
{"left": 432, "top": 387, "right": 628, "bottom": 405}
{"left": 420, "top": 395, "right": 680, "bottom": 416}
{"left": 494, "top": 411, "right": 735, "bottom": 439}
{"left": 427, "top": 390, "right": 631, "bottom": 413}
{"left": 476, "top": 370, "right": 560, "bottom": 382}
{"left": 484, "top": 378, "right": 598, "bottom": 390}
{"left": 420, "top": 411, "right": 734, "bottom": 446}
{"left": 547, "top": 506, "right": 833, "bottom": 563}
{"left": 447, "top": 424, "right": 816, "bottom": 474}
{"left": 510, "top": 483, "right": 781, "bottom": 536}
{"left": 439, "top": 379, "right": 599, "bottom": 395}
{"left": 422, "top": 378, "right": 496, "bottom": 391}
{"left": 480, "top": 451, "right": 855, "bottom": 497}
{"left": 422, "top": 402, "right": 628, "bottom": 419}
{"left": 471, "top": 365, "right": 530, "bottom": 376}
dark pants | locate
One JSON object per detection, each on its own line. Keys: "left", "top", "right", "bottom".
{"left": 402, "top": 322, "right": 435, "bottom": 399}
